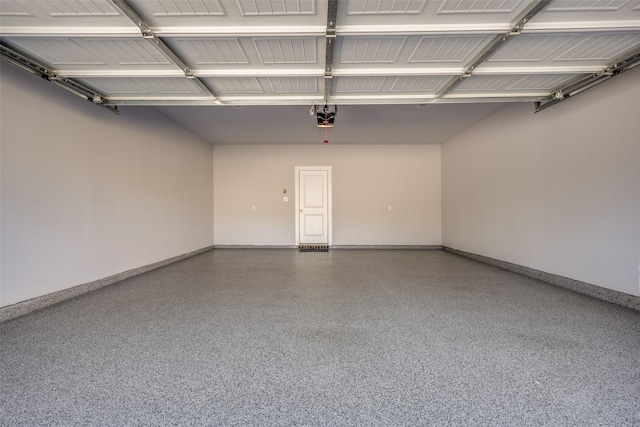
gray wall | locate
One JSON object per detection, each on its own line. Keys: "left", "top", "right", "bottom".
{"left": 3, "top": 59, "right": 638, "bottom": 307}
{"left": 0, "top": 64, "right": 214, "bottom": 307}
{"left": 213, "top": 144, "right": 442, "bottom": 246}
{"left": 442, "top": 66, "right": 640, "bottom": 297}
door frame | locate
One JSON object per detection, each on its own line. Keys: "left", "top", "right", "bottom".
{"left": 295, "top": 166, "right": 332, "bottom": 246}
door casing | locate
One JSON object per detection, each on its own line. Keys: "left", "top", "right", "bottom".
{"left": 295, "top": 166, "right": 332, "bottom": 246}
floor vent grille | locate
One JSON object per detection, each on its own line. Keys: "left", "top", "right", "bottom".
{"left": 299, "top": 244, "right": 329, "bottom": 252}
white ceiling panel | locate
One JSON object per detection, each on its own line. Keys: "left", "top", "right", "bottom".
{"left": 437, "top": 0, "right": 520, "bottom": 14}
{"left": 202, "top": 76, "right": 320, "bottom": 95}
{"left": 334, "top": 76, "right": 387, "bottom": 93}
{"left": 127, "top": 0, "right": 326, "bottom": 30}
{"left": 555, "top": 32, "right": 640, "bottom": 60}
{"left": 138, "top": 0, "right": 225, "bottom": 16}
{"left": 81, "top": 77, "right": 205, "bottom": 95}
{"left": 206, "top": 77, "right": 264, "bottom": 93}
{"left": 337, "top": 0, "right": 532, "bottom": 28}
{"left": 1, "top": 0, "right": 639, "bottom": 107}
{"left": 485, "top": 31, "right": 640, "bottom": 71}
{"left": 0, "top": 1, "right": 32, "bottom": 16}
{"left": 236, "top": 0, "right": 315, "bottom": 15}
{"left": 166, "top": 36, "right": 323, "bottom": 71}
{"left": 545, "top": 0, "right": 631, "bottom": 12}
{"left": 3, "top": 38, "right": 106, "bottom": 65}
{"left": 452, "top": 73, "right": 582, "bottom": 93}
{"left": 488, "top": 34, "right": 580, "bottom": 61}
{"left": 339, "top": 37, "right": 407, "bottom": 63}
{"left": 3, "top": 0, "right": 121, "bottom": 17}
{"left": 333, "top": 75, "right": 451, "bottom": 96}
{"left": 334, "top": 34, "right": 495, "bottom": 73}
{"left": 2, "top": 37, "right": 172, "bottom": 67}
{"left": 527, "top": 0, "right": 640, "bottom": 30}
{"left": 390, "top": 75, "right": 452, "bottom": 92}
{"left": 42, "top": 0, "right": 121, "bottom": 16}
{"left": 172, "top": 38, "right": 249, "bottom": 64}
{"left": 409, "top": 35, "right": 490, "bottom": 63}
{"left": 263, "top": 76, "right": 319, "bottom": 92}
{"left": 0, "top": 0, "right": 136, "bottom": 30}
{"left": 254, "top": 37, "right": 317, "bottom": 63}
{"left": 346, "top": 0, "right": 428, "bottom": 15}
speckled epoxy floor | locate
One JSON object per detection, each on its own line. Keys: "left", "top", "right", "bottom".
{"left": 1, "top": 249, "right": 639, "bottom": 426}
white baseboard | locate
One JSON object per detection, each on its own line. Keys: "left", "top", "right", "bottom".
{"left": 444, "top": 247, "right": 639, "bottom": 312}
{"left": 0, "top": 246, "right": 215, "bottom": 323}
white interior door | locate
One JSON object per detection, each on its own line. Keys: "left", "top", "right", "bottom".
{"left": 296, "top": 167, "right": 331, "bottom": 245}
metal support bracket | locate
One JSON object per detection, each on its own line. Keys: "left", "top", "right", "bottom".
{"left": 110, "top": 0, "right": 218, "bottom": 103}
{"left": 437, "top": 0, "right": 552, "bottom": 99}
{"left": 1, "top": 44, "right": 119, "bottom": 114}
{"left": 324, "top": 0, "right": 338, "bottom": 103}
{"left": 535, "top": 48, "right": 640, "bottom": 112}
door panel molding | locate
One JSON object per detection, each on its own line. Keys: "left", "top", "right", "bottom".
{"left": 295, "top": 166, "right": 332, "bottom": 246}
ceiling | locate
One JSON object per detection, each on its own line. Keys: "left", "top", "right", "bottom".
{"left": 154, "top": 102, "right": 508, "bottom": 144}
{"left": 1, "top": 1, "right": 639, "bottom": 144}
{"left": 2, "top": 0, "right": 640, "bottom": 106}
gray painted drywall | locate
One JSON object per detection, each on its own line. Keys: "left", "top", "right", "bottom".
{"left": 3, "top": 57, "right": 638, "bottom": 307}
{"left": 213, "top": 144, "right": 442, "bottom": 246}
{"left": 0, "top": 64, "right": 214, "bottom": 307}
{"left": 442, "top": 66, "right": 640, "bottom": 297}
